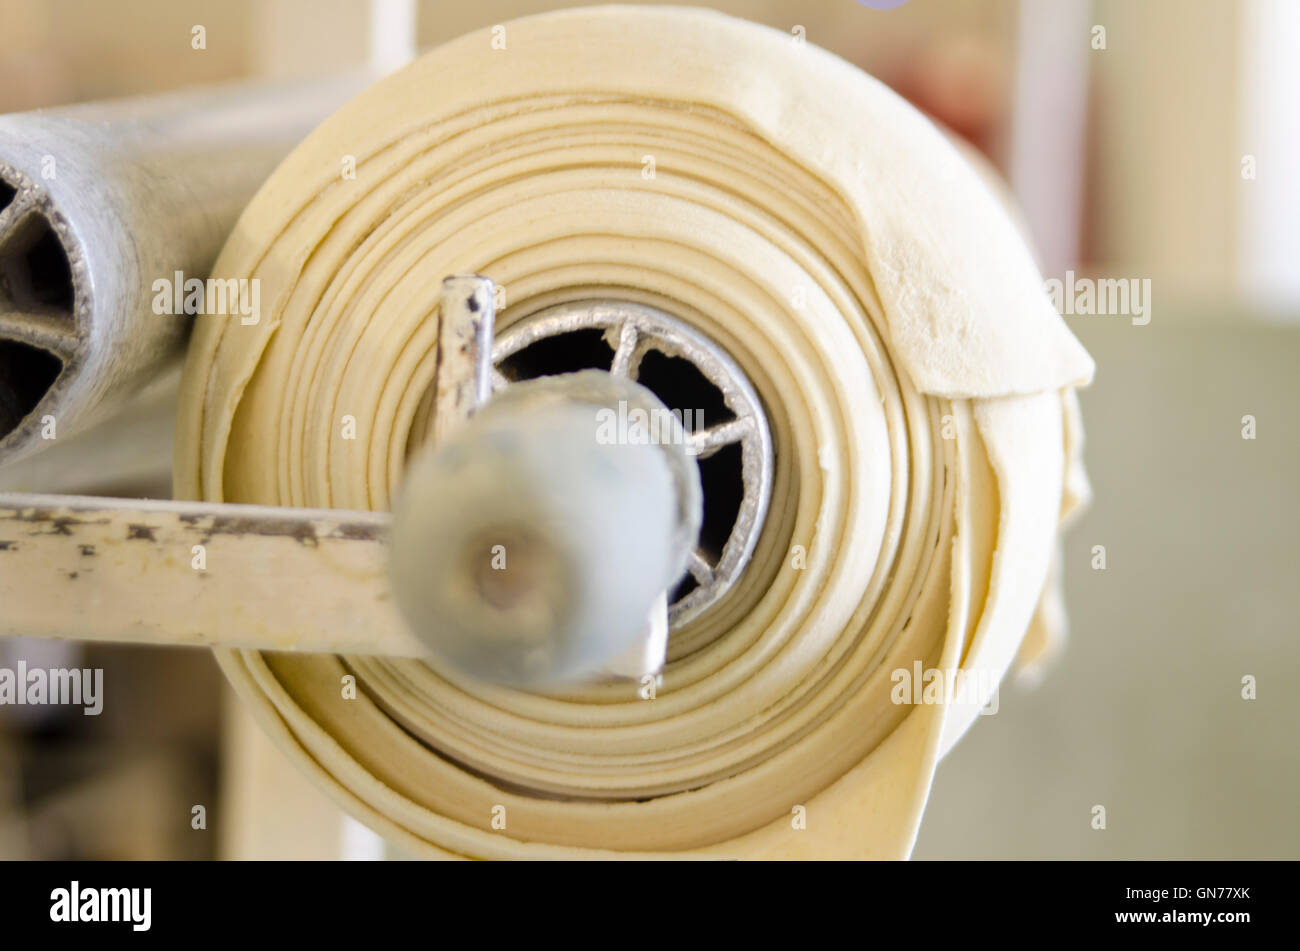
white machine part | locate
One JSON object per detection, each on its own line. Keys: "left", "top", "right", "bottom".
{"left": 0, "top": 277, "right": 706, "bottom": 686}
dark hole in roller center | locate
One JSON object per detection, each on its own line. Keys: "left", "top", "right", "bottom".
{"left": 669, "top": 572, "right": 700, "bottom": 602}
{"left": 499, "top": 328, "right": 613, "bottom": 380}
{"left": 0, "top": 341, "right": 62, "bottom": 439}
{"left": 498, "top": 326, "right": 750, "bottom": 612}
{"left": 23, "top": 226, "right": 75, "bottom": 312}
{"left": 695, "top": 441, "right": 744, "bottom": 564}
{"left": 0, "top": 215, "right": 76, "bottom": 315}
{"left": 633, "top": 350, "right": 731, "bottom": 430}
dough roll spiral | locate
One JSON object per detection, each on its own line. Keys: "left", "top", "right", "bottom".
{"left": 174, "top": 6, "right": 1093, "bottom": 858}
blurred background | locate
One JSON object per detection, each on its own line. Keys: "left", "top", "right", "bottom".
{"left": 0, "top": 0, "right": 1296, "bottom": 858}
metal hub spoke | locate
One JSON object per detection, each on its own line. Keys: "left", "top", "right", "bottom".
{"left": 492, "top": 299, "right": 773, "bottom": 629}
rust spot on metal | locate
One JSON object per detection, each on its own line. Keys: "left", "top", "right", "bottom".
{"left": 332, "top": 521, "right": 385, "bottom": 542}
{"left": 1, "top": 508, "right": 111, "bottom": 535}
{"left": 127, "top": 524, "right": 157, "bottom": 542}
{"left": 204, "top": 516, "right": 320, "bottom": 547}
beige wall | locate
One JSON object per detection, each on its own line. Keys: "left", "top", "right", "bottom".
{"left": 0, "top": 0, "right": 254, "bottom": 109}
{"left": 917, "top": 316, "right": 1300, "bottom": 859}
{"left": 1089, "top": 0, "right": 1243, "bottom": 302}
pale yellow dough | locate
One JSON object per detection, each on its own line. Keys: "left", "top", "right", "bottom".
{"left": 174, "top": 6, "right": 1093, "bottom": 858}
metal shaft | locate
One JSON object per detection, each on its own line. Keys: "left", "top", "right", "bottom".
{"left": 0, "top": 492, "right": 422, "bottom": 656}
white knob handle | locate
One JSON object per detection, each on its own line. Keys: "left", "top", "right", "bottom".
{"left": 389, "top": 372, "right": 701, "bottom": 686}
